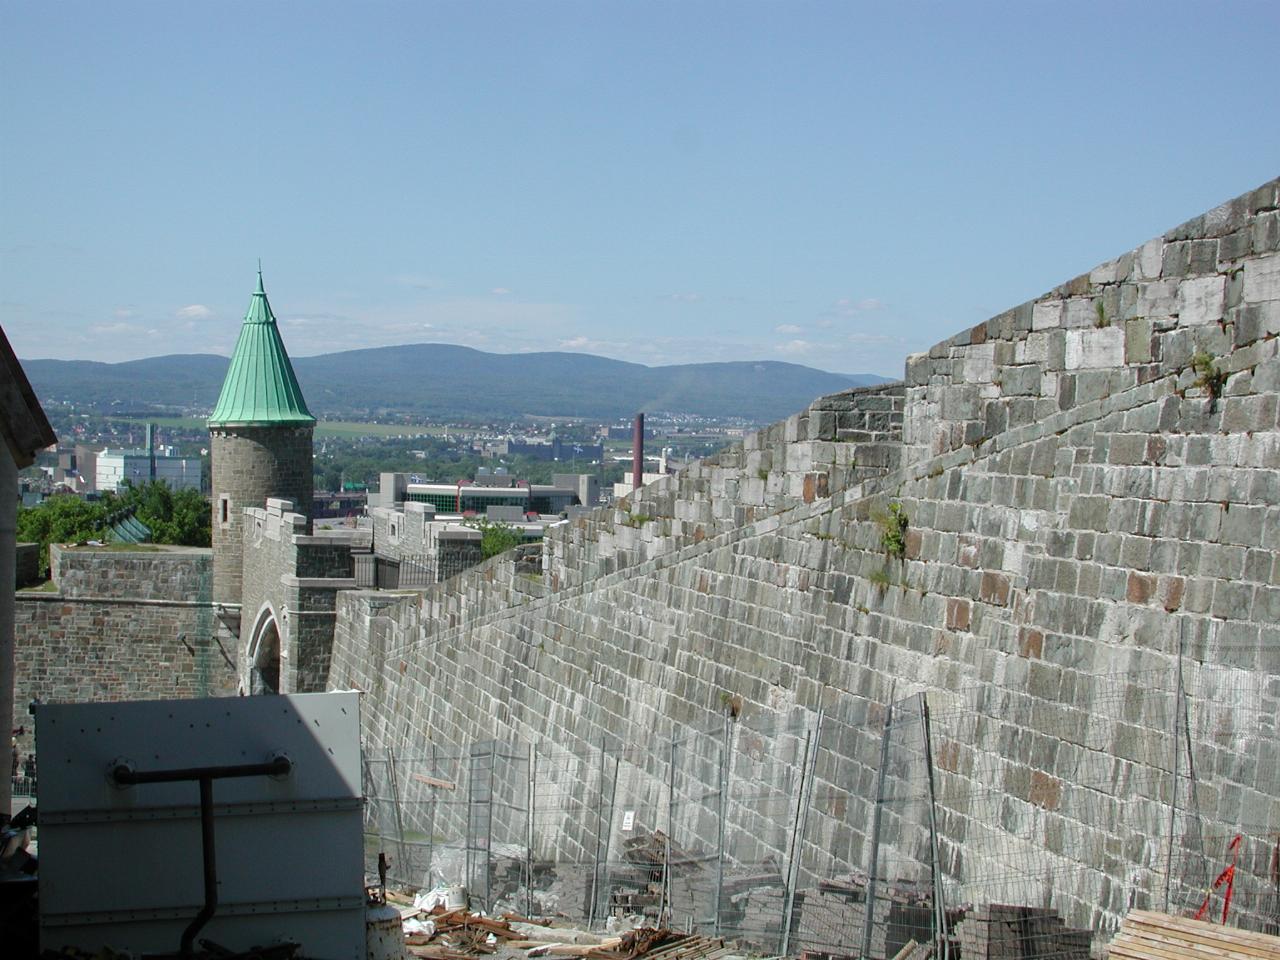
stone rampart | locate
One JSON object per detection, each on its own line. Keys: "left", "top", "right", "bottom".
{"left": 329, "top": 177, "right": 1280, "bottom": 935}
{"left": 240, "top": 499, "right": 366, "bottom": 694}
{"left": 12, "top": 546, "right": 236, "bottom": 759}
{"left": 50, "top": 543, "right": 213, "bottom": 600}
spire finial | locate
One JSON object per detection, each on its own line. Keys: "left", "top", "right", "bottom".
{"left": 255, "top": 261, "right": 265, "bottom": 295}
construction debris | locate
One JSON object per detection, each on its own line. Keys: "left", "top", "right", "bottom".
{"left": 1108, "top": 909, "right": 1280, "bottom": 960}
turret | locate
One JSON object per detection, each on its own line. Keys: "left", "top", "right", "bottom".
{"left": 207, "top": 270, "right": 315, "bottom": 606}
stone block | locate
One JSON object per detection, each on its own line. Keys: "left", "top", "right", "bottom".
{"left": 1254, "top": 211, "right": 1280, "bottom": 253}
{"left": 1124, "top": 318, "right": 1153, "bottom": 364}
{"left": 1064, "top": 298, "right": 1096, "bottom": 328}
{"left": 1065, "top": 327, "right": 1125, "bottom": 370}
{"left": 1135, "top": 238, "right": 1163, "bottom": 279}
{"left": 1243, "top": 252, "right": 1280, "bottom": 302}
{"left": 1033, "top": 299, "right": 1063, "bottom": 330}
{"left": 1136, "top": 278, "right": 1179, "bottom": 316}
{"left": 1177, "top": 275, "right": 1226, "bottom": 324}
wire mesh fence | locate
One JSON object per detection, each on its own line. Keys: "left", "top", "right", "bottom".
{"left": 363, "top": 656, "right": 1280, "bottom": 958}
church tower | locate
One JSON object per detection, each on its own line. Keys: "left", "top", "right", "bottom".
{"left": 208, "top": 270, "right": 316, "bottom": 606}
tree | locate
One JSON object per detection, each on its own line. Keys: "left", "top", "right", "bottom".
{"left": 466, "top": 517, "right": 524, "bottom": 559}
{"left": 16, "top": 495, "right": 108, "bottom": 575}
{"left": 108, "top": 482, "right": 211, "bottom": 547}
{"left": 16, "top": 481, "right": 212, "bottom": 578}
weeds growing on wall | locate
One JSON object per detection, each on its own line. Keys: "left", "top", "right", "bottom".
{"left": 875, "top": 501, "right": 909, "bottom": 559}
{"left": 1189, "top": 350, "right": 1227, "bottom": 403}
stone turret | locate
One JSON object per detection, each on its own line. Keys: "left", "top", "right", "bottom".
{"left": 207, "top": 270, "right": 316, "bottom": 606}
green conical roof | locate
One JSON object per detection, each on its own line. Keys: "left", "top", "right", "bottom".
{"left": 208, "top": 270, "right": 316, "bottom": 427}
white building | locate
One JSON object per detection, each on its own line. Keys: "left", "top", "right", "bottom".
{"left": 94, "top": 448, "right": 203, "bottom": 493}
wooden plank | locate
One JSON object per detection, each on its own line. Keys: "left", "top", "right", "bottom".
{"left": 1127, "top": 910, "right": 1280, "bottom": 948}
{"left": 1113, "top": 910, "right": 1280, "bottom": 960}
{"left": 411, "top": 772, "right": 458, "bottom": 790}
{"left": 1124, "top": 920, "right": 1278, "bottom": 959}
{"left": 1111, "top": 936, "right": 1251, "bottom": 960}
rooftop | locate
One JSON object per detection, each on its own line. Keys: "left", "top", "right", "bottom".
{"left": 207, "top": 270, "right": 316, "bottom": 428}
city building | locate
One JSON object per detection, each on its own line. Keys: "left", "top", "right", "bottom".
{"left": 94, "top": 447, "right": 202, "bottom": 493}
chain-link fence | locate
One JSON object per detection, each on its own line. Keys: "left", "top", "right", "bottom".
{"left": 363, "top": 657, "right": 1279, "bottom": 958}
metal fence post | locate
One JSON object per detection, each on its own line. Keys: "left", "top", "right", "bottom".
{"left": 386, "top": 747, "right": 410, "bottom": 887}
{"left": 782, "top": 708, "right": 822, "bottom": 956}
{"left": 861, "top": 700, "right": 894, "bottom": 960}
{"left": 920, "top": 694, "right": 949, "bottom": 960}
{"left": 664, "top": 734, "right": 677, "bottom": 926}
{"left": 1164, "top": 628, "right": 1184, "bottom": 913}
{"left": 590, "top": 737, "right": 608, "bottom": 927}
{"left": 526, "top": 742, "right": 536, "bottom": 918}
{"left": 426, "top": 743, "right": 438, "bottom": 888}
{"left": 715, "top": 715, "right": 730, "bottom": 935}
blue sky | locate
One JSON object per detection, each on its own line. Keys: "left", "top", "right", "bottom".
{"left": 2, "top": 2, "right": 1277, "bottom": 377}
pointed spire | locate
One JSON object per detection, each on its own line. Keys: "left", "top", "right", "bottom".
{"left": 207, "top": 270, "right": 315, "bottom": 427}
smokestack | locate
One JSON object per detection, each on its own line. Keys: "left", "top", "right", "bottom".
{"left": 632, "top": 413, "right": 644, "bottom": 493}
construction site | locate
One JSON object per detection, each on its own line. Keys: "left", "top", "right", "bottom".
{"left": 6, "top": 175, "right": 1280, "bottom": 960}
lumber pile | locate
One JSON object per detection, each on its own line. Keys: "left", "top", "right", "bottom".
{"left": 1108, "top": 909, "right": 1280, "bottom": 960}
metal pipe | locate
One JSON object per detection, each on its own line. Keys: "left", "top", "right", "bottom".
{"left": 632, "top": 413, "right": 644, "bottom": 493}
{"left": 180, "top": 777, "right": 218, "bottom": 956}
{"left": 112, "top": 757, "right": 290, "bottom": 785}
{"left": 110, "top": 756, "right": 292, "bottom": 957}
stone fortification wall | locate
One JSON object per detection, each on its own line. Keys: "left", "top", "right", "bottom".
{"left": 12, "top": 546, "right": 236, "bottom": 759}
{"left": 240, "top": 498, "right": 365, "bottom": 694}
{"left": 329, "top": 177, "right": 1280, "bottom": 934}
{"left": 50, "top": 543, "right": 213, "bottom": 600}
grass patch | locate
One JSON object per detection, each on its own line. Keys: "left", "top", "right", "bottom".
{"left": 19, "top": 579, "right": 59, "bottom": 593}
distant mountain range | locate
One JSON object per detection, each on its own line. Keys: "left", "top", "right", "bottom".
{"left": 22, "top": 343, "right": 892, "bottom": 423}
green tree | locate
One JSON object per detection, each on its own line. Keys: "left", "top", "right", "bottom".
{"left": 466, "top": 517, "right": 524, "bottom": 559}
{"left": 16, "top": 495, "right": 108, "bottom": 575}
{"left": 109, "top": 482, "right": 211, "bottom": 547}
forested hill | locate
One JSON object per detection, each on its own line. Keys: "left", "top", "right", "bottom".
{"left": 23, "top": 344, "right": 891, "bottom": 422}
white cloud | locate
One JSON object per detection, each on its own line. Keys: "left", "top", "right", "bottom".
{"left": 175, "top": 304, "right": 213, "bottom": 320}
{"left": 113, "top": 307, "right": 137, "bottom": 320}
{"left": 663, "top": 292, "right": 702, "bottom": 302}
{"left": 775, "top": 323, "right": 803, "bottom": 334}
{"left": 560, "top": 336, "right": 592, "bottom": 349}
{"left": 90, "top": 321, "right": 144, "bottom": 336}
{"left": 775, "top": 339, "right": 813, "bottom": 355}
{"left": 491, "top": 287, "right": 511, "bottom": 296}
{"left": 827, "top": 297, "right": 885, "bottom": 319}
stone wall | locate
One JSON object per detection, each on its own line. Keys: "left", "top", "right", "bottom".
{"left": 12, "top": 546, "right": 237, "bottom": 759}
{"left": 50, "top": 543, "right": 213, "bottom": 600}
{"left": 329, "top": 176, "right": 1280, "bottom": 935}
{"left": 239, "top": 498, "right": 366, "bottom": 694}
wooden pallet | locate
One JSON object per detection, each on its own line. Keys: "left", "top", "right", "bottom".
{"left": 1109, "top": 910, "right": 1280, "bottom": 960}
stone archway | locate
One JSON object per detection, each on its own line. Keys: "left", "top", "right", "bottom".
{"left": 248, "top": 604, "right": 282, "bottom": 695}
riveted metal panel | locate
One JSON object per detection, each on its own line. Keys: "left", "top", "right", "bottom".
{"left": 38, "top": 692, "right": 365, "bottom": 959}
